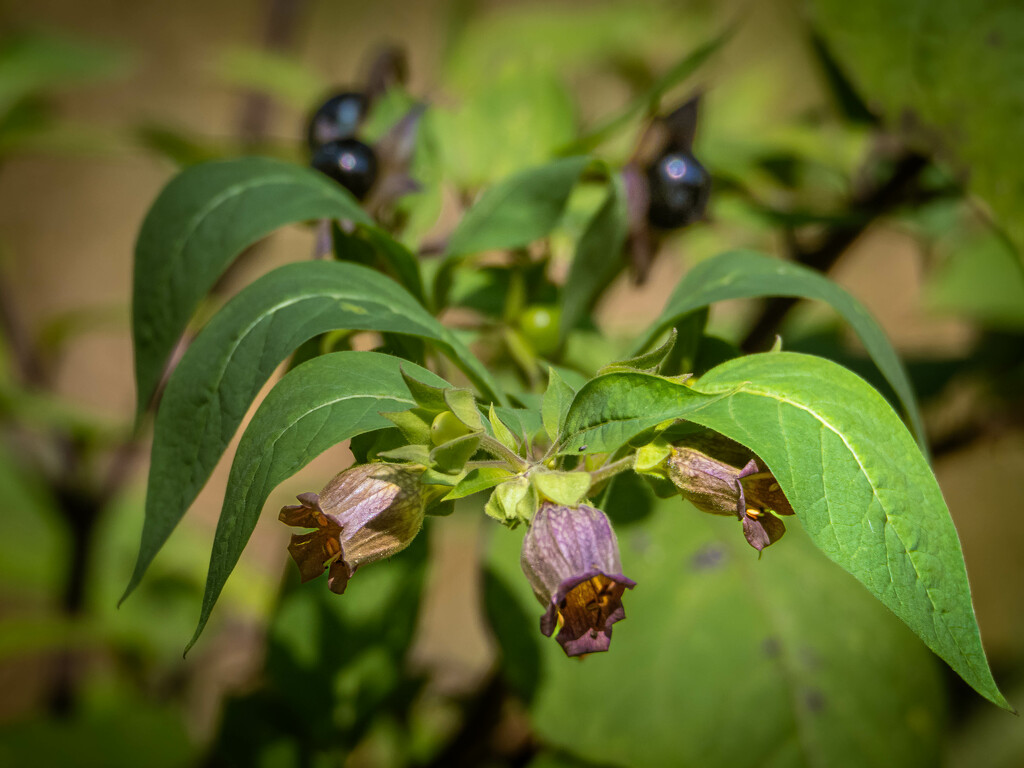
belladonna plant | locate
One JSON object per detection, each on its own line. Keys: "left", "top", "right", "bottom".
{"left": 121, "top": 41, "right": 1013, "bottom": 727}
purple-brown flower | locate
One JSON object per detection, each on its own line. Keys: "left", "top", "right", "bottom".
{"left": 667, "top": 433, "right": 794, "bottom": 552}
{"left": 279, "top": 463, "right": 425, "bottom": 594}
{"left": 520, "top": 502, "right": 636, "bottom": 657}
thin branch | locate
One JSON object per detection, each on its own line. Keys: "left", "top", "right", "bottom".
{"left": 588, "top": 455, "right": 636, "bottom": 487}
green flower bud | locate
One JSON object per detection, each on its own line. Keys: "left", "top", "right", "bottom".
{"left": 279, "top": 463, "right": 426, "bottom": 593}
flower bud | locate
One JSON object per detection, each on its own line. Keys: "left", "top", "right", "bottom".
{"left": 279, "top": 463, "right": 425, "bottom": 593}
{"left": 520, "top": 502, "right": 636, "bottom": 657}
{"left": 667, "top": 433, "right": 793, "bottom": 552}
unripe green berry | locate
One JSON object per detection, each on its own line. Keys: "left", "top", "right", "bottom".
{"left": 430, "top": 410, "right": 471, "bottom": 446}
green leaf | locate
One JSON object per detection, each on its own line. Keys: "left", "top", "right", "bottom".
{"left": 559, "top": 372, "right": 717, "bottom": 454}
{"left": 434, "top": 156, "right": 589, "bottom": 308}
{"left": 488, "top": 497, "right": 948, "bottom": 768}
{"left": 487, "top": 404, "right": 520, "bottom": 453}
{"left": 541, "top": 368, "right": 576, "bottom": 445}
{"left": 445, "top": 156, "right": 590, "bottom": 258}
{"left": 443, "top": 467, "right": 515, "bottom": 502}
{"left": 186, "top": 351, "right": 448, "bottom": 649}
{"left": 924, "top": 228, "right": 1024, "bottom": 329}
{"left": 435, "top": 66, "right": 577, "bottom": 187}
{"left": 382, "top": 408, "right": 434, "bottom": 445}
{"left": 400, "top": 368, "right": 450, "bottom": 412}
{"left": 634, "top": 250, "right": 927, "bottom": 452}
{"left": 132, "top": 157, "right": 372, "bottom": 415}
{"left": 213, "top": 46, "right": 325, "bottom": 109}
{"left": 558, "top": 174, "right": 629, "bottom": 342}
{"left": 808, "top": 0, "right": 1024, "bottom": 256}
{"left": 429, "top": 433, "right": 482, "bottom": 474}
{"left": 683, "top": 352, "right": 1007, "bottom": 709}
{"left": 599, "top": 328, "right": 678, "bottom": 375}
{"left": 444, "top": 388, "right": 484, "bottom": 431}
{"left": 360, "top": 226, "right": 426, "bottom": 304}
{"left": 493, "top": 406, "right": 545, "bottom": 446}
{"left": 531, "top": 470, "right": 591, "bottom": 506}
{"left": 0, "top": 31, "right": 130, "bottom": 115}
{"left": 123, "top": 261, "right": 498, "bottom": 604}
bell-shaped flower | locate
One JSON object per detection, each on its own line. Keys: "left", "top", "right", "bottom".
{"left": 667, "top": 434, "right": 794, "bottom": 552}
{"left": 520, "top": 502, "right": 636, "bottom": 657}
{"left": 279, "top": 463, "right": 425, "bottom": 593}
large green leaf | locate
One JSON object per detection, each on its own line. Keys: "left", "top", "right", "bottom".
{"left": 132, "top": 157, "right": 372, "bottom": 415}
{"left": 808, "top": 0, "right": 1024, "bottom": 255}
{"left": 634, "top": 250, "right": 927, "bottom": 451}
{"left": 186, "top": 351, "right": 448, "bottom": 649}
{"left": 123, "top": 261, "right": 500, "bottom": 604}
{"left": 488, "top": 501, "right": 947, "bottom": 767}
{"left": 556, "top": 353, "right": 1007, "bottom": 707}
{"left": 683, "top": 353, "right": 1006, "bottom": 709}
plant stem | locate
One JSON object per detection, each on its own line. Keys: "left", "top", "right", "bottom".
{"left": 463, "top": 459, "right": 510, "bottom": 470}
{"left": 589, "top": 455, "right": 635, "bottom": 487}
{"left": 477, "top": 434, "right": 530, "bottom": 473}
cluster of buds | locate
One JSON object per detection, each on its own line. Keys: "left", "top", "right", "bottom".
{"left": 665, "top": 433, "right": 794, "bottom": 552}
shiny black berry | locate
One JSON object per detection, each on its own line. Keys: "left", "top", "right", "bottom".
{"left": 645, "top": 151, "right": 711, "bottom": 229}
{"left": 306, "top": 92, "right": 368, "bottom": 151}
{"left": 311, "top": 138, "right": 378, "bottom": 200}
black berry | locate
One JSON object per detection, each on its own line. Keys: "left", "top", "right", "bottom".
{"left": 306, "top": 92, "right": 368, "bottom": 151}
{"left": 645, "top": 151, "right": 711, "bottom": 229}
{"left": 311, "top": 138, "right": 378, "bottom": 200}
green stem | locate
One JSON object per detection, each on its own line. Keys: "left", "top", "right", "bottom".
{"left": 477, "top": 434, "right": 530, "bottom": 473}
{"left": 588, "top": 455, "right": 635, "bottom": 487}
{"left": 464, "top": 459, "right": 510, "bottom": 471}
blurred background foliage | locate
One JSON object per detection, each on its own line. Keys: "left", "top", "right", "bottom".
{"left": 0, "top": 0, "right": 1022, "bottom": 765}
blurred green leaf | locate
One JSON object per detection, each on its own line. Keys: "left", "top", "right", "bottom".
{"left": 213, "top": 46, "right": 326, "bottom": 109}
{"left": 634, "top": 250, "right": 927, "bottom": 452}
{"left": 210, "top": 533, "right": 430, "bottom": 762}
{"left": 924, "top": 229, "right": 1024, "bottom": 329}
{"left": 132, "top": 157, "right": 371, "bottom": 417}
{"left": 187, "top": 351, "right": 448, "bottom": 649}
{"left": 444, "top": 156, "right": 590, "bottom": 258}
{"left": 436, "top": 66, "right": 577, "bottom": 187}
{"left": 808, "top": 0, "right": 1024, "bottom": 256}
{"left": 0, "top": 31, "right": 130, "bottom": 115}
{"left": 488, "top": 501, "right": 947, "bottom": 768}
{"left": 0, "top": 446, "right": 66, "bottom": 592}
{"left": 0, "top": 699, "right": 192, "bottom": 768}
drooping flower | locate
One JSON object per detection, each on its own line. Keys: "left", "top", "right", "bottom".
{"left": 520, "top": 502, "right": 636, "bottom": 657}
{"left": 667, "top": 433, "right": 794, "bottom": 552}
{"left": 279, "top": 463, "right": 425, "bottom": 593}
